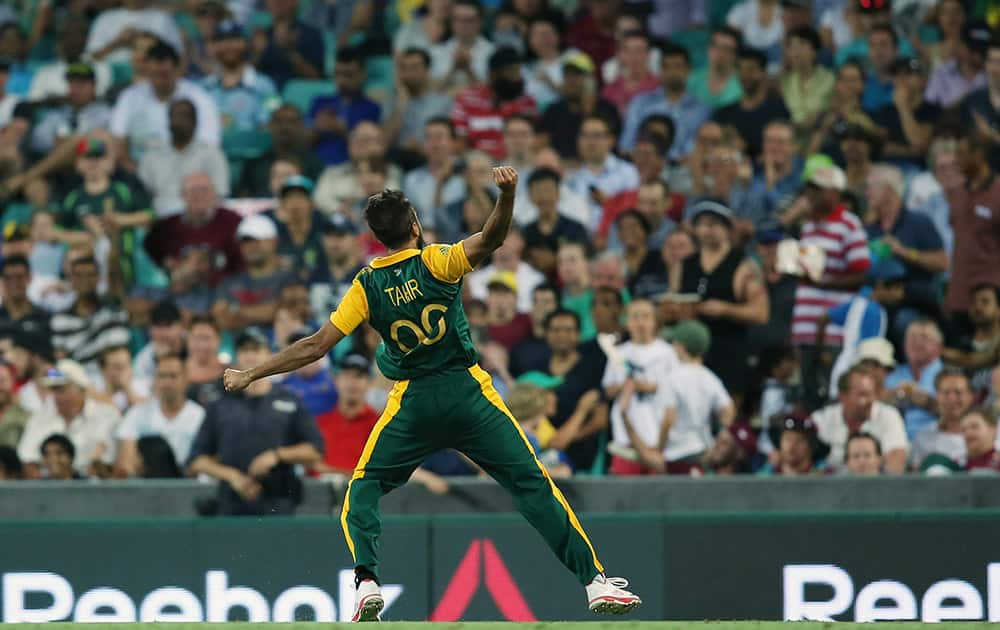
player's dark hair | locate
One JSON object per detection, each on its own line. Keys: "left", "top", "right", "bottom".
{"left": 364, "top": 190, "right": 418, "bottom": 249}
{"left": 544, "top": 308, "right": 581, "bottom": 331}
{"left": 41, "top": 433, "right": 75, "bottom": 459}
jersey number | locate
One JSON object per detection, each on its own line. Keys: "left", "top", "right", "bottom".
{"left": 390, "top": 304, "right": 447, "bottom": 353}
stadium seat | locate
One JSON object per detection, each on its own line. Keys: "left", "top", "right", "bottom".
{"left": 222, "top": 128, "right": 273, "bottom": 160}
{"left": 365, "top": 55, "right": 395, "bottom": 92}
{"left": 282, "top": 79, "right": 336, "bottom": 114}
{"left": 672, "top": 29, "right": 710, "bottom": 71}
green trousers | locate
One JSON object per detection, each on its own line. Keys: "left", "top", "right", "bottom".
{"left": 340, "top": 364, "right": 604, "bottom": 586}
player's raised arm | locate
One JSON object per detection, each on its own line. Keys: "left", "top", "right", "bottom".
{"left": 463, "top": 166, "right": 518, "bottom": 268}
{"left": 223, "top": 321, "right": 344, "bottom": 392}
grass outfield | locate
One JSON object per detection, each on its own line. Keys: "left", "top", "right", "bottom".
{"left": 3, "top": 624, "right": 999, "bottom": 630}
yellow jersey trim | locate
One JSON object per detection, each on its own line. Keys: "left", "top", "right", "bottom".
{"left": 370, "top": 248, "right": 421, "bottom": 268}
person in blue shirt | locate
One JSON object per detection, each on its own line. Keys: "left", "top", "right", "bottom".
{"left": 885, "top": 318, "right": 945, "bottom": 440}
{"left": 860, "top": 24, "right": 902, "bottom": 113}
{"left": 308, "top": 46, "right": 382, "bottom": 166}
{"left": 280, "top": 327, "right": 338, "bottom": 417}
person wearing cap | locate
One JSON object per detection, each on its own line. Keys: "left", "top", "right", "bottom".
{"left": 50, "top": 255, "right": 131, "bottom": 368}
{"left": 114, "top": 353, "right": 205, "bottom": 477}
{"left": 309, "top": 46, "right": 381, "bottom": 167}
{"left": 540, "top": 50, "right": 621, "bottom": 161}
{"left": 565, "top": 115, "right": 639, "bottom": 229}
{"left": 188, "top": 328, "right": 323, "bottom": 515}
{"left": 641, "top": 319, "right": 735, "bottom": 474}
{"left": 713, "top": 46, "right": 791, "bottom": 161}
{"left": 449, "top": 46, "right": 536, "bottom": 160}
{"left": 791, "top": 163, "right": 871, "bottom": 407}
{"left": 925, "top": 19, "right": 990, "bottom": 108}
{"left": 265, "top": 175, "right": 327, "bottom": 275}
{"left": 29, "top": 62, "right": 112, "bottom": 156}
{"left": 695, "top": 421, "right": 759, "bottom": 476}
{"left": 28, "top": 20, "right": 112, "bottom": 102}
{"left": 132, "top": 300, "right": 185, "bottom": 384}
{"left": 201, "top": 19, "right": 278, "bottom": 134}
{"left": 0, "top": 359, "right": 29, "bottom": 449}
{"left": 853, "top": 336, "right": 897, "bottom": 396}
{"left": 313, "top": 353, "right": 378, "bottom": 474}
{"left": 212, "top": 213, "right": 296, "bottom": 331}
{"left": 620, "top": 42, "right": 710, "bottom": 160}
{"left": 672, "top": 200, "right": 768, "bottom": 398}
{"left": 429, "top": 0, "right": 496, "bottom": 92}
{"left": 757, "top": 413, "right": 830, "bottom": 476}
{"left": 908, "top": 368, "right": 973, "bottom": 471}
{"left": 871, "top": 57, "right": 940, "bottom": 168}
{"left": 17, "top": 359, "right": 122, "bottom": 478}
{"left": 811, "top": 365, "right": 908, "bottom": 473}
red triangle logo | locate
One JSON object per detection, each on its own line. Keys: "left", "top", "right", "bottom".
{"left": 430, "top": 539, "right": 538, "bottom": 621}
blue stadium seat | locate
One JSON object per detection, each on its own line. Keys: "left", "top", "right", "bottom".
{"left": 281, "top": 79, "right": 336, "bottom": 114}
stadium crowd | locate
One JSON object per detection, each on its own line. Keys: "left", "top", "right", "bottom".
{"left": 0, "top": 0, "right": 999, "bottom": 513}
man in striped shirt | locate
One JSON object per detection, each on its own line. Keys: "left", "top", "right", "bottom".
{"left": 792, "top": 166, "right": 871, "bottom": 408}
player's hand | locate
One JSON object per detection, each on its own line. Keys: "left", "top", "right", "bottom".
{"left": 224, "top": 368, "right": 253, "bottom": 392}
{"left": 493, "top": 166, "right": 518, "bottom": 194}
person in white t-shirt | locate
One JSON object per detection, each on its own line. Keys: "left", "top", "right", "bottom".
{"left": 603, "top": 298, "right": 680, "bottom": 475}
{"left": 115, "top": 353, "right": 205, "bottom": 476}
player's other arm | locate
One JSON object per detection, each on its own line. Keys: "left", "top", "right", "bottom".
{"left": 462, "top": 166, "right": 518, "bottom": 268}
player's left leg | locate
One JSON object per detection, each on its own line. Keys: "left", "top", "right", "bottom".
{"left": 452, "top": 365, "right": 642, "bottom": 614}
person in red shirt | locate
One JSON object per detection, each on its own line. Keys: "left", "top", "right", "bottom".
{"left": 485, "top": 271, "right": 533, "bottom": 352}
{"left": 315, "top": 354, "right": 379, "bottom": 474}
{"left": 961, "top": 407, "right": 1000, "bottom": 471}
{"left": 450, "top": 47, "right": 537, "bottom": 159}
{"left": 566, "top": 0, "right": 619, "bottom": 78}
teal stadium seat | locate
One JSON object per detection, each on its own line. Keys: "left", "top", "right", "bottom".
{"left": 282, "top": 79, "right": 336, "bottom": 114}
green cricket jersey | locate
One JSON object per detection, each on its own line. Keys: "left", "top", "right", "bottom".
{"left": 330, "top": 243, "right": 478, "bottom": 380}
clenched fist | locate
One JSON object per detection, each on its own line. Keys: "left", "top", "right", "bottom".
{"left": 224, "top": 368, "right": 253, "bottom": 392}
{"left": 493, "top": 166, "right": 518, "bottom": 194}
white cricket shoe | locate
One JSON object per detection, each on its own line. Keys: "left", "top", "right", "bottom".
{"left": 586, "top": 574, "right": 642, "bottom": 614}
{"left": 352, "top": 579, "right": 384, "bottom": 622}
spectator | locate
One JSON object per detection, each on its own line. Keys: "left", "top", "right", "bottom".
{"left": 604, "top": 177, "right": 679, "bottom": 254}
{"left": 94, "top": 345, "right": 149, "bottom": 414}
{"left": 115, "top": 353, "right": 205, "bottom": 477}
{"left": 961, "top": 37, "right": 1000, "bottom": 169}
{"left": 212, "top": 214, "right": 296, "bottom": 331}
{"left": 811, "top": 366, "right": 908, "bottom": 474}
{"left": 450, "top": 47, "right": 536, "bottom": 160}
{"left": 430, "top": 0, "right": 495, "bottom": 93}
{"left": 695, "top": 422, "right": 758, "bottom": 476}
{"left": 29, "top": 63, "right": 112, "bottom": 156}
{"left": 504, "top": 381, "right": 572, "bottom": 477}
{"left": 961, "top": 407, "right": 1000, "bottom": 472}
{"left": 502, "top": 115, "right": 540, "bottom": 212}
{"left": 861, "top": 24, "right": 900, "bottom": 112}
{"left": 565, "top": 0, "right": 618, "bottom": 72}
{"left": 689, "top": 27, "right": 743, "bottom": 110}
{"left": 925, "top": 20, "right": 989, "bottom": 108}
{"left": 281, "top": 329, "right": 338, "bottom": 417}
{"left": 943, "top": 130, "right": 1000, "bottom": 318}
{"left": 0, "top": 445, "right": 22, "bottom": 479}
{"left": 133, "top": 300, "right": 185, "bottom": 385}
{"left": 924, "top": 0, "right": 966, "bottom": 70}
{"left": 309, "top": 47, "right": 381, "bottom": 167}
{"left": 837, "top": 123, "right": 879, "bottom": 201}
{"left": 402, "top": 117, "right": 465, "bottom": 226}
{"left": 392, "top": 0, "right": 451, "bottom": 55}
{"left": 185, "top": 314, "right": 225, "bottom": 408}
{"left": 744, "top": 122, "right": 802, "bottom": 234}
{"left": 84, "top": 0, "right": 183, "bottom": 64}
{"left": 468, "top": 227, "right": 544, "bottom": 313}
{"left": 40, "top": 434, "right": 82, "bottom": 480}
{"left": 521, "top": 12, "right": 571, "bottom": 111}
{"left": 758, "top": 414, "right": 829, "bottom": 476}
{"left": 539, "top": 51, "right": 620, "bottom": 161}
{"left": 8, "top": 330, "right": 56, "bottom": 414}
{"left": 201, "top": 20, "right": 278, "bottom": 134}
{"left": 484, "top": 272, "right": 533, "bottom": 352}
{"left": 110, "top": 41, "right": 221, "bottom": 168}
{"left": 0, "top": 256, "right": 49, "bottom": 336}
{"left": 237, "top": 105, "right": 324, "bottom": 198}
{"left": 943, "top": 284, "right": 1000, "bottom": 393}
{"left": 781, "top": 25, "right": 834, "bottom": 136}
{"left": 188, "top": 328, "right": 323, "bottom": 515}
{"left": 0, "top": 360, "right": 28, "bottom": 449}
{"left": 314, "top": 353, "right": 378, "bottom": 474}
{"left": 911, "top": 369, "right": 973, "bottom": 471}
{"left": 517, "top": 156, "right": 591, "bottom": 227}
{"left": 604, "top": 298, "right": 679, "bottom": 475}
{"left": 620, "top": 43, "right": 709, "bottom": 159}
{"left": 554, "top": 241, "right": 596, "bottom": 341}
{"left": 615, "top": 211, "right": 665, "bottom": 297}
{"left": 748, "top": 229, "right": 797, "bottom": 354}
{"left": 434, "top": 150, "right": 496, "bottom": 243}
{"left": 0, "top": 22, "right": 31, "bottom": 98}
{"left": 754, "top": 343, "right": 799, "bottom": 455}
{"left": 713, "top": 47, "right": 790, "bottom": 160}
{"left": 873, "top": 58, "right": 938, "bottom": 169}
{"left": 844, "top": 432, "right": 883, "bottom": 475}
{"left": 565, "top": 115, "right": 639, "bottom": 230}
{"left": 17, "top": 360, "right": 121, "bottom": 478}
{"left": 509, "top": 284, "right": 560, "bottom": 375}
{"left": 600, "top": 30, "right": 658, "bottom": 117}
{"left": 144, "top": 172, "right": 244, "bottom": 288}
{"left": 252, "top": 0, "right": 325, "bottom": 89}
{"left": 183, "top": 0, "right": 229, "bottom": 80}
{"left": 908, "top": 138, "right": 957, "bottom": 265}
{"left": 806, "top": 61, "right": 879, "bottom": 158}
{"left": 313, "top": 122, "right": 402, "bottom": 217}
{"left": 885, "top": 319, "right": 945, "bottom": 439}
{"left": 50, "top": 256, "right": 130, "bottom": 368}
{"left": 269, "top": 175, "right": 327, "bottom": 276}
{"left": 673, "top": 201, "right": 769, "bottom": 399}
{"left": 29, "top": 20, "right": 112, "bottom": 101}
{"left": 385, "top": 48, "right": 454, "bottom": 156}
{"left": 308, "top": 214, "right": 365, "bottom": 325}
{"left": 790, "top": 166, "right": 871, "bottom": 407}
{"left": 139, "top": 98, "right": 230, "bottom": 217}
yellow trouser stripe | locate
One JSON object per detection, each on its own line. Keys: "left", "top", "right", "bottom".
{"left": 340, "top": 379, "right": 410, "bottom": 560}
{"left": 468, "top": 365, "right": 604, "bottom": 573}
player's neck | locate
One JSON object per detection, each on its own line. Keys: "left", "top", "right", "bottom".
{"left": 386, "top": 237, "right": 421, "bottom": 257}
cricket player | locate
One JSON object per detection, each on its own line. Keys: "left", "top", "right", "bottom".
{"left": 224, "top": 166, "right": 641, "bottom": 621}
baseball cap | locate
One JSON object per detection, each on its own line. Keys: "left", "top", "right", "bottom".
{"left": 807, "top": 165, "right": 847, "bottom": 192}
{"left": 517, "top": 371, "right": 564, "bottom": 389}
{"left": 65, "top": 62, "right": 96, "bottom": 81}
{"left": 76, "top": 137, "right": 107, "bottom": 158}
{"left": 855, "top": 337, "right": 896, "bottom": 369}
{"left": 727, "top": 422, "right": 758, "bottom": 457}
{"left": 688, "top": 200, "right": 734, "bottom": 227}
{"left": 235, "top": 327, "right": 270, "bottom": 350}
{"left": 487, "top": 271, "right": 518, "bottom": 293}
{"left": 867, "top": 257, "right": 907, "bottom": 283}
{"left": 236, "top": 214, "right": 278, "bottom": 241}
{"left": 891, "top": 56, "right": 924, "bottom": 75}
{"left": 802, "top": 153, "right": 835, "bottom": 183}
{"left": 322, "top": 214, "right": 358, "bottom": 236}
{"left": 661, "top": 319, "right": 712, "bottom": 358}
{"left": 214, "top": 19, "right": 244, "bottom": 40}
{"left": 963, "top": 21, "right": 993, "bottom": 55}
{"left": 339, "top": 353, "right": 371, "bottom": 373}
{"left": 151, "top": 300, "right": 182, "bottom": 326}
{"left": 279, "top": 175, "right": 314, "bottom": 197}
{"left": 563, "top": 51, "right": 595, "bottom": 74}
{"left": 41, "top": 359, "right": 91, "bottom": 389}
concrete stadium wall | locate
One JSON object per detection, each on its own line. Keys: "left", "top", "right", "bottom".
{"left": 2, "top": 475, "right": 1000, "bottom": 520}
